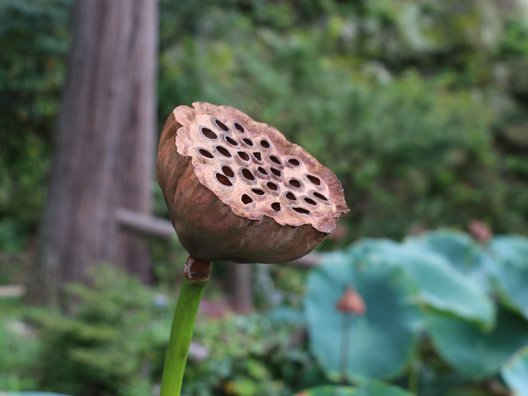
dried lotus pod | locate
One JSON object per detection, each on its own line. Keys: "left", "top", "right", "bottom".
{"left": 157, "top": 102, "right": 349, "bottom": 263}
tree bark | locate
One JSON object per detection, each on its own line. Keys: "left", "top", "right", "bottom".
{"left": 27, "top": 0, "right": 158, "bottom": 305}
{"left": 227, "top": 263, "right": 253, "bottom": 314}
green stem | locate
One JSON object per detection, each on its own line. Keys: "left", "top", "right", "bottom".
{"left": 160, "top": 257, "right": 211, "bottom": 396}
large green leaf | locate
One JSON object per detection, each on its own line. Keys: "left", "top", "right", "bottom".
{"left": 492, "top": 260, "right": 528, "bottom": 320}
{"left": 425, "top": 308, "right": 528, "bottom": 378}
{"left": 296, "top": 386, "right": 356, "bottom": 396}
{"left": 305, "top": 251, "right": 420, "bottom": 381}
{"left": 405, "top": 230, "right": 494, "bottom": 290}
{"left": 353, "top": 381, "right": 414, "bottom": 396}
{"left": 355, "top": 241, "right": 495, "bottom": 327}
{"left": 488, "top": 236, "right": 528, "bottom": 320}
{"left": 502, "top": 347, "right": 528, "bottom": 396}
{"left": 401, "top": 247, "right": 494, "bottom": 327}
{"left": 297, "top": 381, "right": 413, "bottom": 396}
{"left": 490, "top": 236, "right": 528, "bottom": 267}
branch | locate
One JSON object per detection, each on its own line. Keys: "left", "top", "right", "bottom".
{"left": 115, "top": 208, "right": 322, "bottom": 267}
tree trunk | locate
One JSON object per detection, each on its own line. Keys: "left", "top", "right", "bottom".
{"left": 227, "top": 263, "right": 253, "bottom": 314}
{"left": 27, "top": 0, "right": 157, "bottom": 305}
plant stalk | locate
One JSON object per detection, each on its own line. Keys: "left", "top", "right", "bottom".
{"left": 160, "top": 257, "right": 211, "bottom": 396}
{"left": 339, "top": 313, "right": 352, "bottom": 384}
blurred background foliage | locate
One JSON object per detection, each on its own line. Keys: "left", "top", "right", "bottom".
{"left": 2, "top": 0, "right": 528, "bottom": 252}
{"left": 2, "top": 0, "right": 528, "bottom": 395}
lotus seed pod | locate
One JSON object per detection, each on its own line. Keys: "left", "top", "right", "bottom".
{"left": 157, "top": 102, "right": 349, "bottom": 263}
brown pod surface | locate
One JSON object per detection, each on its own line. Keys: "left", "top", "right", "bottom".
{"left": 157, "top": 102, "right": 349, "bottom": 263}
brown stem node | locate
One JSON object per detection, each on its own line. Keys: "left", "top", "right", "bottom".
{"left": 184, "top": 257, "right": 212, "bottom": 282}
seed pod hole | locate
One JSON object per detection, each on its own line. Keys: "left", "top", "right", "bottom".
{"left": 215, "top": 119, "right": 229, "bottom": 131}
{"left": 288, "top": 179, "right": 301, "bottom": 188}
{"left": 304, "top": 197, "right": 317, "bottom": 206}
{"left": 270, "top": 168, "right": 281, "bottom": 177}
{"left": 242, "top": 168, "right": 255, "bottom": 181}
{"left": 260, "top": 140, "right": 271, "bottom": 149}
{"left": 257, "top": 167, "right": 268, "bottom": 175}
{"left": 266, "top": 182, "right": 278, "bottom": 191}
{"left": 199, "top": 149, "right": 214, "bottom": 159}
{"left": 234, "top": 122, "right": 245, "bottom": 133}
{"left": 253, "top": 152, "right": 262, "bottom": 161}
{"left": 225, "top": 136, "right": 238, "bottom": 146}
{"left": 216, "top": 146, "right": 231, "bottom": 157}
{"left": 288, "top": 158, "right": 300, "bottom": 166}
{"left": 307, "top": 174, "right": 321, "bottom": 185}
{"left": 286, "top": 192, "right": 296, "bottom": 200}
{"left": 252, "top": 188, "right": 265, "bottom": 196}
{"left": 201, "top": 127, "right": 217, "bottom": 139}
{"left": 216, "top": 173, "right": 232, "bottom": 186}
{"left": 241, "top": 194, "right": 253, "bottom": 204}
{"left": 243, "top": 138, "right": 254, "bottom": 146}
{"left": 238, "top": 151, "right": 250, "bottom": 161}
{"left": 271, "top": 202, "right": 281, "bottom": 211}
{"left": 293, "top": 207, "right": 310, "bottom": 215}
{"left": 269, "top": 156, "right": 281, "bottom": 165}
{"left": 313, "top": 192, "right": 328, "bottom": 201}
{"left": 222, "top": 166, "right": 235, "bottom": 178}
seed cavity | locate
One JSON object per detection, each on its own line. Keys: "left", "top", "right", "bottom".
{"left": 201, "top": 127, "right": 217, "bottom": 139}
{"left": 286, "top": 192, "right": 296, "bottom": 200}
{"left": 269, "top": 156, "right": 281, "bottom": 165}
{"left": 199, "top": 149, "right": 214, "bottom": 158}
{"left": 270, "top": 168, "right": 281, "bottom": 177}
{"left": 307, "top": 174, "right": 321, "bottom": 185}
{"left": 234, "top": 122, "right": 245, "bottom": 133}
{"left": 286, "top": 191, "right": 297, "bottom": 201}
{"left": 225, "top": 136, "right": 238, "bottom": 146}
{"left": 289, "top": 179, "right": 301, "bottom": 188}
{"left": 242, "top": 168, "right": 255, "bottom": 180}
{"left": 216, "top": 146, "right": 231, "bottom": 157}
{"left": 238, "top": 151, "right": 250, "bottom": 161}
{"left": 193, "top": 117, "right": 329, "bottom": 220}
{"left": 241, "top": 194, "right": 253, "bottom": 204}
{"left": 266, "top": 182, "right": 278, "bottom": 191}
{"left": 314, "top": 192, "right": 328, "bottom": 201}
{"left": 215, "top": 119, "right": 229, "bottom": 131}
{"left": 293, "top": 207, "right": 310, "bottom": 214}
{"left": 216, "top": 173, "right": 232, "bottom": 186}
{"left": 304, "top": 197, "right": 317, "bottom": 205}
{"left": 222, "top": 166, "right": 235, "bottom": 178}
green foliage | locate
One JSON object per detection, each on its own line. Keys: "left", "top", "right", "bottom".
{"left": 184, "top": 314, "right": 323, "bottom": 396}
{"left": 501, "top": 347, "right": 528, "bottom": 396}
{"left": 0, "top": 299, "right": 41, "bottom": 391}
{"left": 306, "top": 251, "right": 420, "bottom": 381}
{"left": 0, "top": 0, "right": 71, "bottom": 250}
{"left": 158, "top": 0, "right": 528, "bottom": 240}
{"left": 2, "top": 0, "right": 528, "bottom": 252}
{"left": 425, "top": 308, "right": 528, "bottom": 378}
{"left": 489, "top": 236, "right": 528, "bottom": 319}
{"left": 298, "top": 386, "right": 356, "bottom": 396}
{"left": 305, "top": 230, "right": 528, "bottom": 394}
{"left": 35, "top": 266, "right": 168, "bottom": 396}
{"left": 15, "top": 266, "right": 323, "bottom": 395}
{"left": 298, "top": 380, "right": 412, "bottom": 396}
